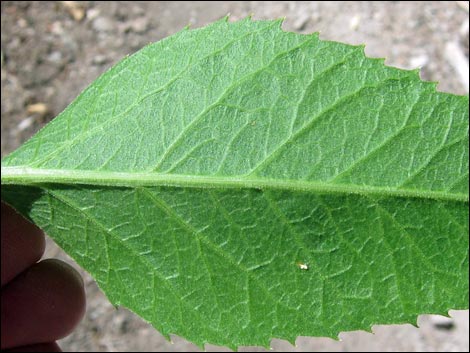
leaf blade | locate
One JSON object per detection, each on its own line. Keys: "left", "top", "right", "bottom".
{"left": 1, "top": 18, "right": 468, "bottom": 348}
{"left": 2, "top": 184, "right": 468, "bottom": 347}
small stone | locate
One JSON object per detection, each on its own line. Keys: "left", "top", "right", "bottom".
{"left": 87, "top": 8, "right": 101, "bottom": 21}
{"left": 17, "top": 18, "right": 28, "bottom": 28}
{"left": 430, "top": 315, "right": 455, "bottom": 330}
{"left": 92, "top": 17, "right": 114, "bottom": 33}
{"left": 48, "top": 51, "right": 63, "bottom": 64}
{"left": 92, "top": 55, "right": 108, "bottom": 65}
{"left": 49, "top": 21, "right": 64, "bottom": 36}
{"left": 349, "top": 14, "right": 361, "bottom": 31}
{"left": 409, "top": 54, "right": 429, "bottom": 68}
{"left": 26, "top": 103, "right": 48, "bottom": 116}
{"left": 292, "top": 13, "right": 310, "bottom": 31}
{"left": 8, "top": 37, "right": 21, "bottom": 50}
{"left": 61, "top": 1, "right": 86, "bottom": 22}
{"left": 17, "top": 116, "right": 35, "bottom": 132}
{"left": 130, "top": 17, "right": 149, "bottom": 34}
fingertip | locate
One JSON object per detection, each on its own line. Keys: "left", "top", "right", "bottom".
{"left": 5, "top": 341, "right": 62, "bottom": 352}
{"left": 1, "top": 259, "right": 86, "bottom": 349}
{"left": 1, "top": 202, "right": 45, "bottom": 286}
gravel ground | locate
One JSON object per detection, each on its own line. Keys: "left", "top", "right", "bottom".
{"left": 1, "top": 1, "right": 469, "bottom": 352}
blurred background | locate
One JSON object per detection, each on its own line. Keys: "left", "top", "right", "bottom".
{"left": 1, "top": 1, "right": 469, "bottom": 352}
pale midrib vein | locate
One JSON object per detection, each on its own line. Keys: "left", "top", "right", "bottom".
{"left": 1, "top": 167, "right": 468, "bottom": 203}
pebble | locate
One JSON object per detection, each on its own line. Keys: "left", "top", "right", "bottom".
{"left": 62, "top": 1, "right": 86, "bottom": 22}
{"left": 17, "top": 18, "right": 28, "bottom": 28}
{"left": 130, "top": 17, "right": 149, "bottom": 34}
{"left": 409, "top": 54, "right": 429, "bottom": 68}
{"left": 292, "top": 13, "right": 310, "bottom": 30}
{"left": 92, "top": 55, "right": 108, "bottom": 65}
{"left": 17, "top": 116, "right": 35, "bottom": 132}
{"left": 350, "top": 14, "right": 361, "bottom": 30}
{"left": 87, "top": 8, "right": 101, "bottom": 21}
{"left": 26, "top": 102, "right": 48, "bottom": 116}
{"left": 8, "top": 37, "right": 21, "bottom": 50}
{"left": 49, "top": 21, "right": 64, "bottom": 36}
{"left": 92, "top": 17, "right": 114, "bottom": 33}
{"left": 430, "top": 315, "right": 455, "bottom": 330}
{"left": 47, "top": 51, "right": 63, "bottom": 64}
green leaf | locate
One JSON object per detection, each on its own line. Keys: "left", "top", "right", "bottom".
{"left": 1, "top": 17, "right": 468, "bottom": 349}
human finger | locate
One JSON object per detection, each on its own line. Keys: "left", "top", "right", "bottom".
{"left": 1, "top": 203, "right": 45, "bottom": 287}
{"left": 1, "top": 259, "right": 85, "bottom": 349}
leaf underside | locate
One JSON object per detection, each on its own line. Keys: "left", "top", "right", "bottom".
{"left": 1, "top": 18, "right": 468, "bottom": 349}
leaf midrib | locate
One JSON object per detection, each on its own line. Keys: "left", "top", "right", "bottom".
{"left": 1, "top": 167, "right": 467, "bottom": 203}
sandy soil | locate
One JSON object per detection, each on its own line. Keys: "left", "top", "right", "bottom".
{"left": 1, "top": 1, "right": 469, "bottom": 352}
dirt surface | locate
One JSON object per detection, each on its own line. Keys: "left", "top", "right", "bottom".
{"left": 1, "top": 1, "right": 469, "bottom": 352}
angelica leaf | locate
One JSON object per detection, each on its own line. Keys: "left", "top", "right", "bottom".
{"left": 1, "top": 18, "right": 468, "bottom": 349}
